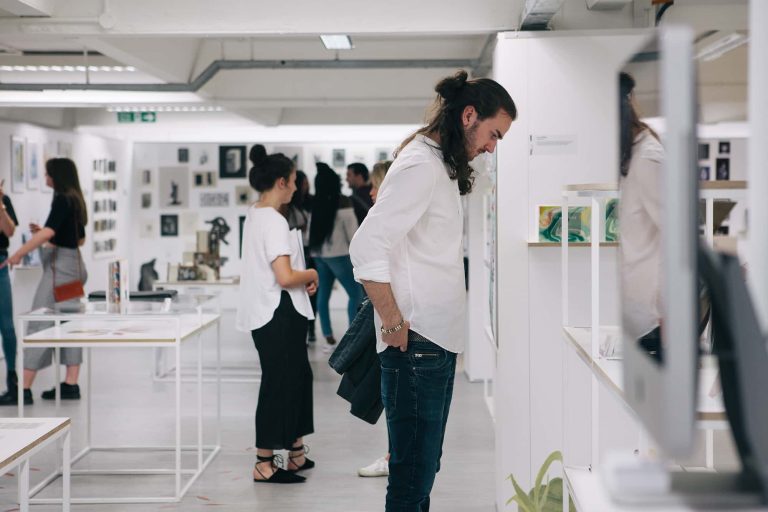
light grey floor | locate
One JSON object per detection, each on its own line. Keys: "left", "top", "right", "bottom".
{"left": 0, "top": 307, "right": 495, "bottom": 511}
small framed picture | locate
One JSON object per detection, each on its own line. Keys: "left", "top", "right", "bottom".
{"left": 715, "top": 158, "right": 730, "bottom": 180}
{"left": 697, "top": 143, "right": 710, "bottom": 160}
{"left": 332, "top": 148, "right": 346, "bottom": 168}
{"left": 699, "top": 165, "right": 711, "bottom": 181}
{"left": 141, "top": 169, "right": 152, "bottom": 186}
{"left": 141, "top": 192, "right": 152, "bottom": 209}
{"left": 718, "top": 141, "right": 730, "bottom": 155}
{"left": 160, "top": 214, "right": 179, "bottom": 237}
{"left": 178, "top": 147, "right": 189, "bottom": 163}
{"left": 218, "top": 145, "right": 247, "bottom": 179}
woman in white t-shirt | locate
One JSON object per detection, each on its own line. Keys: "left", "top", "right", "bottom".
{"left": 236, "top": 152, "right": 319, "bottom": 484}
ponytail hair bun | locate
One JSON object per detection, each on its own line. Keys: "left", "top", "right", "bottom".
{"left": 249, "top": 144, "right": 267, "bottom": 166}
{"left": 435, "top": 70, "right": 469, "bottom": 102}
{"left": 248, "top": 152, "right": 293, "bottom": 193}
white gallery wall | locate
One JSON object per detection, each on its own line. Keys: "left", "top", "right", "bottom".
{"left": 129, "top": 139, "right": 403, "bottom": 290}
{"left": 491, "top": 30, "right": 652, "bottom": 510}
{"left": 0, "top": 121, "right": 132, "bottom": 313}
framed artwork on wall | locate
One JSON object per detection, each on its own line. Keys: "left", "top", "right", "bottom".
{"left": 26, "top": 141, "right": 39, "bottom": 190}
{"left": 218, "top": 145, "right": 247, "bottom": 179}
{"left": 200, "top": 192, "right": 230, "bottom": 207}
{"left": 332, "top": 148, "right": 346, "bottom": 168}
{"left": 11, "top": 136, "right": 25, "bottom": 193}
{"left": 158, "top": 167, "right": 189, "bottom": 208}
{"left": 538, "top": 205, "right": 592, "bottom": 243}
{"left": 160, "top": 214, "right": 179, "bottom": 237}
{"left": 235, "top": 185, "right": 252, "bottom": 205}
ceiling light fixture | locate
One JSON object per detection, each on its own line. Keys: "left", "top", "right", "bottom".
{"left": 320, "top": 34, "right": 353, "bottom": 50}
{"left": 0, "top": 65, "right": 137, "bottom": 73}
{"left": 696, "top": 32, "right": 748, "bottom": 62}
{"left": 106, "top": 104, "right": 223, "bottom": 113}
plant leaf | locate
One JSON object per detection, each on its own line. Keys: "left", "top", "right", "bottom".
{"left": 507, "top": 472, "right": 536, "bottom": 511}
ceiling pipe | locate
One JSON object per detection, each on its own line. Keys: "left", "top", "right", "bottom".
{"left": 0, "top": 57, "right": 476, "bottom": 92}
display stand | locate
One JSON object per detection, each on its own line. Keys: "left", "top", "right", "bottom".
{"left": 16, "top": 301, "right": 221, "bottom": 505}
{"left": 0, "top": 418, "right": 71, "bottom": 512}
{"left": 560, "top": 182, "right": 748, "bottom": 511}
{"left": 153, "top": 279, "right": 259, "bottom": 383}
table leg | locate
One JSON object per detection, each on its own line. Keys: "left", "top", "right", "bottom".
{"left": 17, "top": 317, "right": 24, "bottom": 417}
{"left": 175, "top": 336, "right": 181, "bottom": 499}
{"left": 197, "top": 331, "right": 203, "bottom": 470}
{"left": 63, "top": 428, "right": 71, "bottom": 512}
{"left": 19, "top": 459, "right": 29, "bottom": 512}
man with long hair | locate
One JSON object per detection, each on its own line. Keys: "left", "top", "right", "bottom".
{"left": 349, "top": 70, "right": 516, "bottom": 510}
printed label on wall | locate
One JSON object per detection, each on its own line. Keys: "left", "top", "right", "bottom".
{"left": 530, "top": 134, "right": 578, "bottom": 156}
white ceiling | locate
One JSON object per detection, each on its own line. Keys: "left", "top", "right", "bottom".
{"left": 0, "top": 0, "right": 751, "bottom": 128}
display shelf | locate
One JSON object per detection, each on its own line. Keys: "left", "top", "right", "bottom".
{"left": 528, "top": 241, "right": 619, "bottom": 247}
{"left": 563, "top": 326, "right": 727, "bottom": 428}
{"left": 564, "top": 465, "right": 768, "bottom": 512}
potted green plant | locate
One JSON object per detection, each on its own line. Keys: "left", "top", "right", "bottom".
{"left": 507, "top": 450, "right": 575, "bottom": 512}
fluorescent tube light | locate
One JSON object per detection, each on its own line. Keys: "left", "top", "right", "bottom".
{"left": 696, "top": 32, "right": 748, "bottom": 62}
{"left": 320, "top": 34, "right": 353, "bottom": 50}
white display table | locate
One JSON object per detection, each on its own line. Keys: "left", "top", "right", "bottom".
{"left": 16, "top": 300, "right": 221, "bottom": 505}
{"left": 153, "top": 279, "right": 259, "bottom": 382}
{"left": 0, "top": 417, "right": 71, "bottom": 512}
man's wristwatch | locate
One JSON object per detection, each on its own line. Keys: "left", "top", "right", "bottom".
{"left": 381, "top": 319, "right": 405, "bottom": 336}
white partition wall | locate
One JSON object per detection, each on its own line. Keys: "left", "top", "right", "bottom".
{"left": 491, "top": 30, "right": 650, "bottom": 510}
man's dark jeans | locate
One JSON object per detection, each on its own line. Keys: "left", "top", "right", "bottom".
{"left": 379, "top": 332, "right": 457, "bottom": 512}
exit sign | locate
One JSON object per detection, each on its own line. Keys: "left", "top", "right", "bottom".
{"left": 116, "top": 111, "right": 157, "bottom": 123}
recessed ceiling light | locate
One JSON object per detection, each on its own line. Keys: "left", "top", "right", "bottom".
{"left": 320, "top": 34, "right": 353, "bottom": 50}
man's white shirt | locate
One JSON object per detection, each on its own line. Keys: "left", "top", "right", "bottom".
{"left": 350, "top": 135, "right": 467, "bottom": 354}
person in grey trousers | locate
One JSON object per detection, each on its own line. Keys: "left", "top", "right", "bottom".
{"left": 2, "top": 158, "right": 88, "bottom": 404}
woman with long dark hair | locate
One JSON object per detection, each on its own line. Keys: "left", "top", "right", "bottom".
{"left": 617, "top": 71, "right": 666, "bottom": 361}
{"left": 3, "top": 158, "right": 89, "bottom": 404}
{"left": 309, "top": 162, "right": 363, "bottom": 348}
{"left": 236, "top": 152, "right": 318, "bottom": 484}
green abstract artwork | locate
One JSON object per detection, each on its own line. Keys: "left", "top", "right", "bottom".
{"left": 538, "top": 206, "right": 591, "bottom": 243}
{"left": 605, "top": 198, "right": 619, "bottom": 242}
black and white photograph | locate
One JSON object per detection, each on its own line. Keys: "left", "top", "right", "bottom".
{"left": 158, "top": 166, "right": 189, "bottom": 208}
{"left": 718, "top": 141, "right": 731, "bottom": 155}
{"left": 218, "top": 145, "right": 247, "bottom": 179}
{"left": 200, "top": 192, "right": 230, "bottom": 207}
{"left": 178, "top": 147, "right": 189, "bottom": 163}
{"left": 697, "top": 143, "right": 710, "bottom": 160}
{"left": 235, "top": 185, "right": 252, "bottom": 206}
{"left": 332, "top": 148, "right": 346, "bottom": 168}
{"left": 160, "top": 214, "right": 179, "bottom": 237}
{"left": 141, "top": 169, "right": 152, "bottom": 186}
{"left": 141, "top": 192, "right": 151, "bottom": 209}
{"left": 716, "top": 158, "right": 730, "bottom": 180}
{"left": 699, "top": 165, "right": 711, "bottom": 181}
{"left": 193, "top": 171, "right": 217, "bottom": 187}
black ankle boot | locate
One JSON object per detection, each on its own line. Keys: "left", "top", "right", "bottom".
{"left": 41, "top": 382, "right": 80, "bottom": 400}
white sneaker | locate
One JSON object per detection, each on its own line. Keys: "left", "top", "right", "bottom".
{"left": 357, "top": 456, "right": 389, "bottom": 477}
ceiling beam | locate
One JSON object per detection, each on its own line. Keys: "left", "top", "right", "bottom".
{"left": 0, "top": 58, "right": 475, "bottom": 92}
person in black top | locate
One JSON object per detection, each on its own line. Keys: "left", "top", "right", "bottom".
{"left": 346, "top": 162, "right": 373, "bottom": 225}
{"left": 3, "top": 158, "right": 88, "bottom": 404}
{"left": 0, "top": 179, "right": 20, "bottom": 405}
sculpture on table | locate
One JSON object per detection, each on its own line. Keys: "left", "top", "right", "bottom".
{"left": 138, "top": 258, "right": 159, "bottom": 291}
{"left": 192, "top": 217, "right": 230, "bottom": 281}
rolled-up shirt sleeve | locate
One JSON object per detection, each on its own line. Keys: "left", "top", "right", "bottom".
{"left": 349, "top": 158, "right": 436, "bottom": 283}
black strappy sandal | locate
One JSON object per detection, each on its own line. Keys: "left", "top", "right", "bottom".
{"left": 287, "top": 444, "right": 316, "bottom": 472}
{"left": 253, "top": 454, "right": 306, "bottom": 483}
